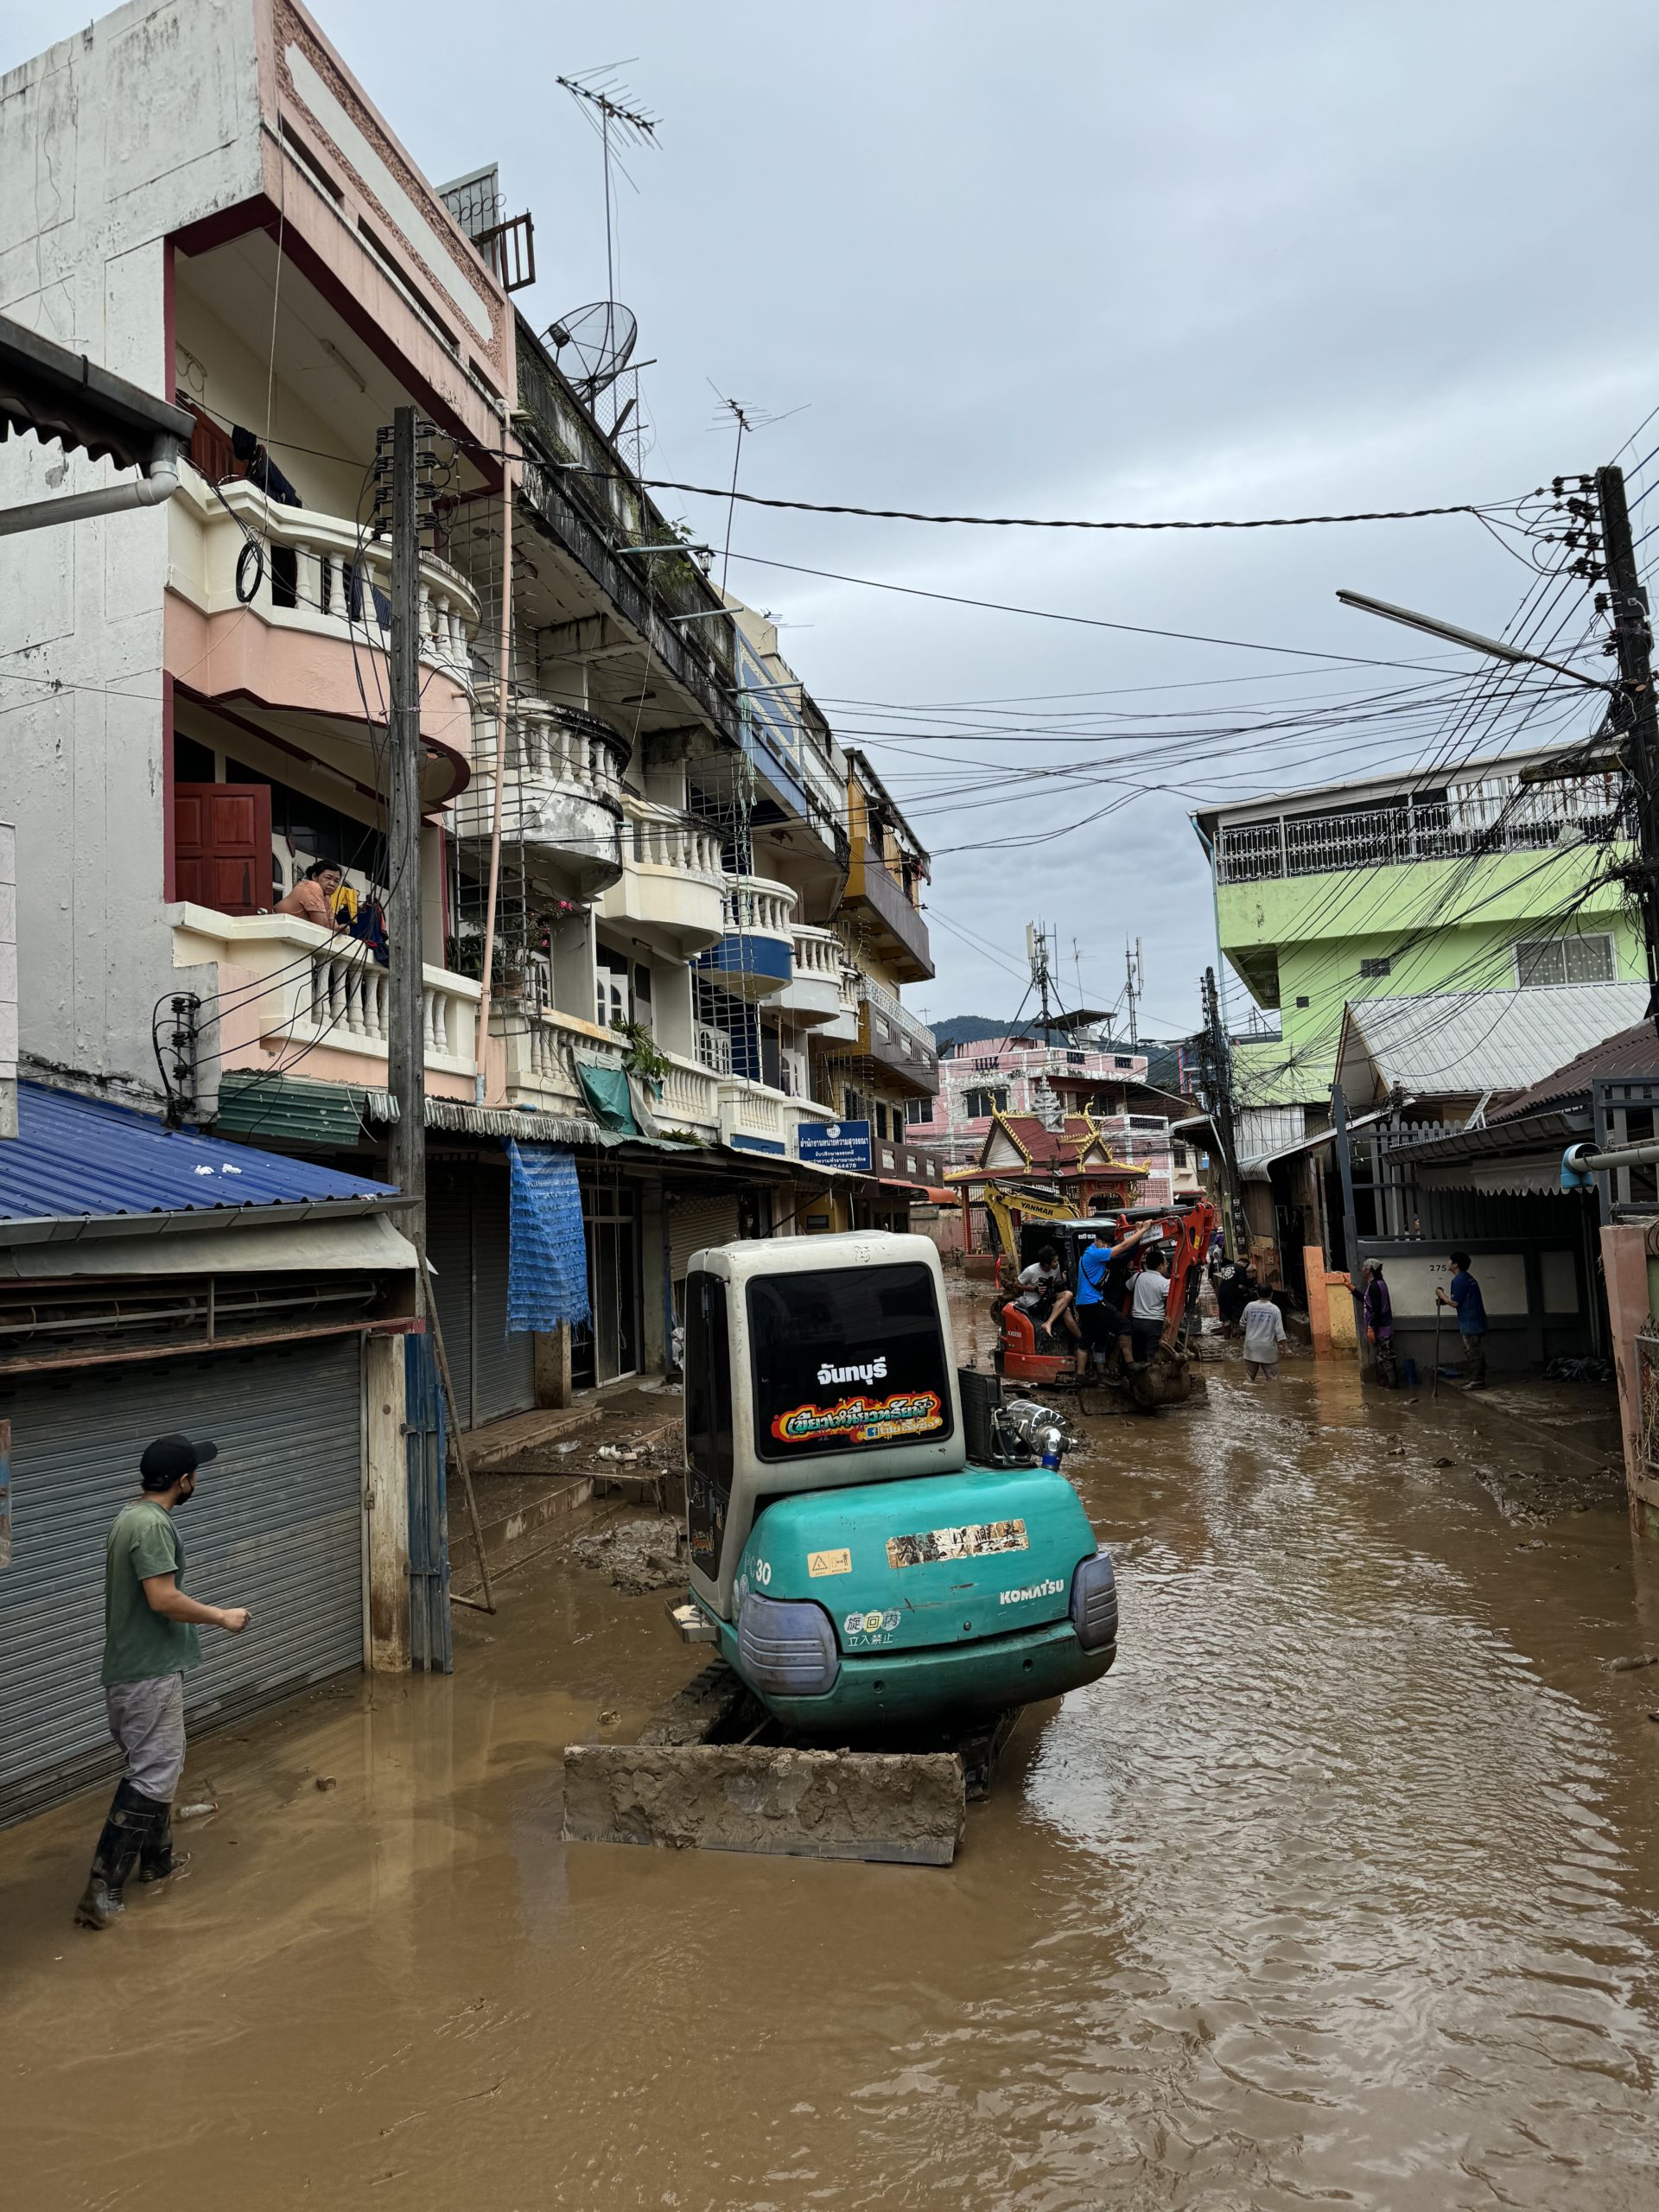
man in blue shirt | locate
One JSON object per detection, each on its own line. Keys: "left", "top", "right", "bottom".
{"left": 1074, "top": 1219, "right": 1156, "bottom": 1378}
{"left": 1435, "top": 1251, "right": 1488, "bottom": 1389}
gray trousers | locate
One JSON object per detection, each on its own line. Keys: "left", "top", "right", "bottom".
{"left": 105, "top": 1674, "right": 187, "bottom": 1800}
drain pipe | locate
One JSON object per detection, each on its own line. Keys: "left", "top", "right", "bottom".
{"left": 0, "top": 440, "right": 184, "bottom": 536}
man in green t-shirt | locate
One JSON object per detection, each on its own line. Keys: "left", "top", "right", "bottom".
{"left": 75, "top": 1434, "right": 251, "bottom": 1931}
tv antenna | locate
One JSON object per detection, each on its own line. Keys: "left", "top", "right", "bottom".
{"left": 709, "top": 388, "right": 809, "bottom": 596}
{"left": 556, "top": 67, "right": 658, "bottom": 444}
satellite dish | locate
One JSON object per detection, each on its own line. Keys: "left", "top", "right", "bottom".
{"left": 544, "top": 302, "right": 638, "bottom": 403}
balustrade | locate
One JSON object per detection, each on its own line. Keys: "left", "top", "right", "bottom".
{"left": 623, "top": 806, "right": 722, "bottom": 878}
{"left": 658, "top": 1055, "right": 721, "bottom": 1132}
{"left": 791, "top": 925, "right": 842, "bottom": 978}
{"left": 720, "top": 874, "right": 798, "bottom": 938}
{"left": 180, "top": 477, "right": 478, "bottom": 681}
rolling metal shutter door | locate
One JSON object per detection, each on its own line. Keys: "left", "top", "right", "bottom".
{"left": 0, "top": 1335, "right": 364, "bottom": 1828}
{"left": 425, "top": 1161, "right": 533, "bottom": 1432}
{"left": 670, "top": 1196, "right": 741, "bottom": 1281}
{"left": 472, "top": 1171, "right": 534, "bottom": 1425}
{"left": 426, "top": 1171, "right": 475, "bottom": 1431}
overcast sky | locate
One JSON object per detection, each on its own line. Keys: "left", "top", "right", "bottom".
{"left": 31, "top": 0, "right": 1659, "bottom": 1035}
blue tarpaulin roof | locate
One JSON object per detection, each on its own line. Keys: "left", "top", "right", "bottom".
{"left": 0, "top": 1083, "right": 394, "bottom": 1231}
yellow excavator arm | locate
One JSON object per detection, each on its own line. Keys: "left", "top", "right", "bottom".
{"left": 978, "top": 1185, "right": 1084, "bottom": 1285}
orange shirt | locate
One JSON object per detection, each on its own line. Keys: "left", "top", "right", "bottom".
{"left": 274, "top": 880, "right": 337, "bottom": 927}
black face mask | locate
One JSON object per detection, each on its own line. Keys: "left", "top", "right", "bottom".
{"left": 175, "top": 1473, "right": 198, "bottom": 1508}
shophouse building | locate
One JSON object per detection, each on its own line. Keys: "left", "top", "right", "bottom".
{"left": 0, "top": 0, "right": 940, "bottom": 1747}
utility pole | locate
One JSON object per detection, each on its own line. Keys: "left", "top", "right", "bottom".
{"left": 1125, "top": 938, "right": 1142, "bottom": 1051}
{"left": 386, "top": 406, "right": 426, "bottom": 1247}
{"left": 1595, "top": 464, "right": 1659, "bottom": 1027}
{"left": 1199, "top": 967, "right": 1249, "bottom": 1255}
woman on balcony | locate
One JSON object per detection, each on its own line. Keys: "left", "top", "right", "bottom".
{"left": 275, "top": 861, "right": 345, "bottom": 931}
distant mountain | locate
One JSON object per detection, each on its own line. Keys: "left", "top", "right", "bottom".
{"left": 929, "top": 1015, "right": 1024, "bottom": 1049}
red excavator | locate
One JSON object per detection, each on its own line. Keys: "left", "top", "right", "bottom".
{"left": 992, "top": 1196, "right": 1216, "bottom": 1410}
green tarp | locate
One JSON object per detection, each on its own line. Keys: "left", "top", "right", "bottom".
{"left": 574, "top": 1059, "right": 637, "bottom": 1135}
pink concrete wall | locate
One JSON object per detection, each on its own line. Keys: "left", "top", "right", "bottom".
{"left": 1599, "top": 1220, "right": 1659, "bottom": 1535}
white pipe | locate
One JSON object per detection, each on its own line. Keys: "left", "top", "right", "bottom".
{"left": 0, "top": 443, "right": 183, "bottom": 536}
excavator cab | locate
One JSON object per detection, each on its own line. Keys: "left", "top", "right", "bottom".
{"left": 680, "top": 1231, "right": 1117, "bottom": 1733}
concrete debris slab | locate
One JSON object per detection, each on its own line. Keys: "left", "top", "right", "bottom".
{"left": 561, "top": 1745, "right": 967, "bottom": 1865}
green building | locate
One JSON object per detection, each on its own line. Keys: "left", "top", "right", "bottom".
{"left": 1192, "top": 743, "right": 1639, "bottom": 1117}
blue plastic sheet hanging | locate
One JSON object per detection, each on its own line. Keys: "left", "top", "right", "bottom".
{"left": 505, "top": 1141, "right": 592, "bottom": 1332}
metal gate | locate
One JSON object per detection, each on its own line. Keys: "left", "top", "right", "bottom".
{"left": 427, "top": 1160, "right": 535, "bottom": 1431}
{"left": 0, "top": 1334, "right": 365, "bottom": 1827}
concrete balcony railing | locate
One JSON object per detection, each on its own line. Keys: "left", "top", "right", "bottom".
{"left": 722, "top": 874, "right": 798, "bottom": 938}
{"left": 497, "top": 1003, "right": 624, "bottom": 1116}
{"left": 596, "top": 798, "right": 726, "bottom": 950}
{"left": 854, "top": 975, "right": 938, "bottom": 1097}
{"left": 498, "top": 1014, "right": 725, "bottom": 1144}
{"left": 720, "top": 1075, "right": 791, "bottom": 1156}
{"left": 168, "top": 475, "right": 480, "bottom": 801}
{"left": 694, "top": 874, "right": 799, "bottom": 1001}
{"left": 658, "top": 1053, "right": 722, "bottom": 1138}
{"left": 773, "top": 923, "right": 847, "bottom": 1026}
{"left": 844, "top": 840, "right": 933, "bottom": 983}
{"left": 453, "top": 695, "right": 627, "bottom": 898}
{"left": 170, "top": 906, "right": 480, "bottom": 1096}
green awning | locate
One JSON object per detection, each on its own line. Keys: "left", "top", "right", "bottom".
{"left": 215, "top": 1073, "right": 372, "bottom": 1147}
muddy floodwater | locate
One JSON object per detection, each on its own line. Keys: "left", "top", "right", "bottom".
{"left": 5, "top": 1290, "right": 1659, "bottom": 2210}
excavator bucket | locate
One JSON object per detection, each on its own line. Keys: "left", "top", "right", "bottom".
{"left": 561, "top": 1743, "right": 967, "bottom": 1866}
{"left": 559, "top": 1656, "right": 996, "bottom": 1866}
{"left": 1126, "top": 1342, "right": 1194, "bottom": 1409}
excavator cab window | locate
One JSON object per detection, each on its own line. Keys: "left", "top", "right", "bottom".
{"left": 685, "top": 1273, "right": 734, "bottom": 1574}
{"left": 747, "top": 1263, "right": 955, "bottom": 1462}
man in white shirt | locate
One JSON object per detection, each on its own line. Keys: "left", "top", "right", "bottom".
{"left": 1013, "top": 1244, "right": 1080, "bottom": 1354}
{"left": 1128, "top": 1249, "right": 1171, "bottom": 1365}
{"left": 1242, "top": 1289, "right": 1287, "bottom": 1379}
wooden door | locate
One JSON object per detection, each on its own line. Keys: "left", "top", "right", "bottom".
{"left": 173, "top": 783, "right": 273, "bottom": 914}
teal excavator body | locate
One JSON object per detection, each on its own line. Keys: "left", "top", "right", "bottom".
{"left": 681, "top": 1233, "right": 1117, "bottom": 1734}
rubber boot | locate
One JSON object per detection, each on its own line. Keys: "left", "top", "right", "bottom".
{"left": 137, "top": 1805, "right": 188, "bottom": 1885}
{"left": 73, "top": 1781, "right": 165, "bottom": 1930}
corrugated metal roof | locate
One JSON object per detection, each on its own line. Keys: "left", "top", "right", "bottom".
{"left": 1342, "top": 983, "right": 1649, "bottom": 1095}
{"left": 0, "top": 1083, "right": 393, "bottom": 1228}
{"left": 1489, "top": 1018, "right": 1659, "bottom": 1121}
{"left": 216, "top": 1072, "right": 372, "bottom": 1146}
{"left": 1389, "top": 1105, "right": 1587, "bottom": 1168}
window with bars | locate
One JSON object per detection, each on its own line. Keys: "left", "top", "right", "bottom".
{"left": 1513, "top": 933, "right": 1616, "bottom": 988}
{"left": 1358, "top": 956, "right": 1392, "bottom": 980}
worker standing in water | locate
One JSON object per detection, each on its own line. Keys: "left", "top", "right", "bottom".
{"left": 1435, "top": 1251, "right": 1488, "bottom": 1389}
{"left": 1241, "top": 1284, "right": 1287, "bottom": 1379}
{"left": 75, "top": 1436, "right": 251, "bottom": 1931}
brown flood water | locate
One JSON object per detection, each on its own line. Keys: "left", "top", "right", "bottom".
{"left": 4, "top": 1288, "right": 1659, "bottom": 2210}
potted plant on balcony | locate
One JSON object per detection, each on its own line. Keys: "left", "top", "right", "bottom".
{"left": 611, "top": 1017, "right": 671, "bottom": 1091}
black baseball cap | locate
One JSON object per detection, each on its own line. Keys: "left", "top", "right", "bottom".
{"left": 139, "top": 1434, "right": 219, "bottom": 1484}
